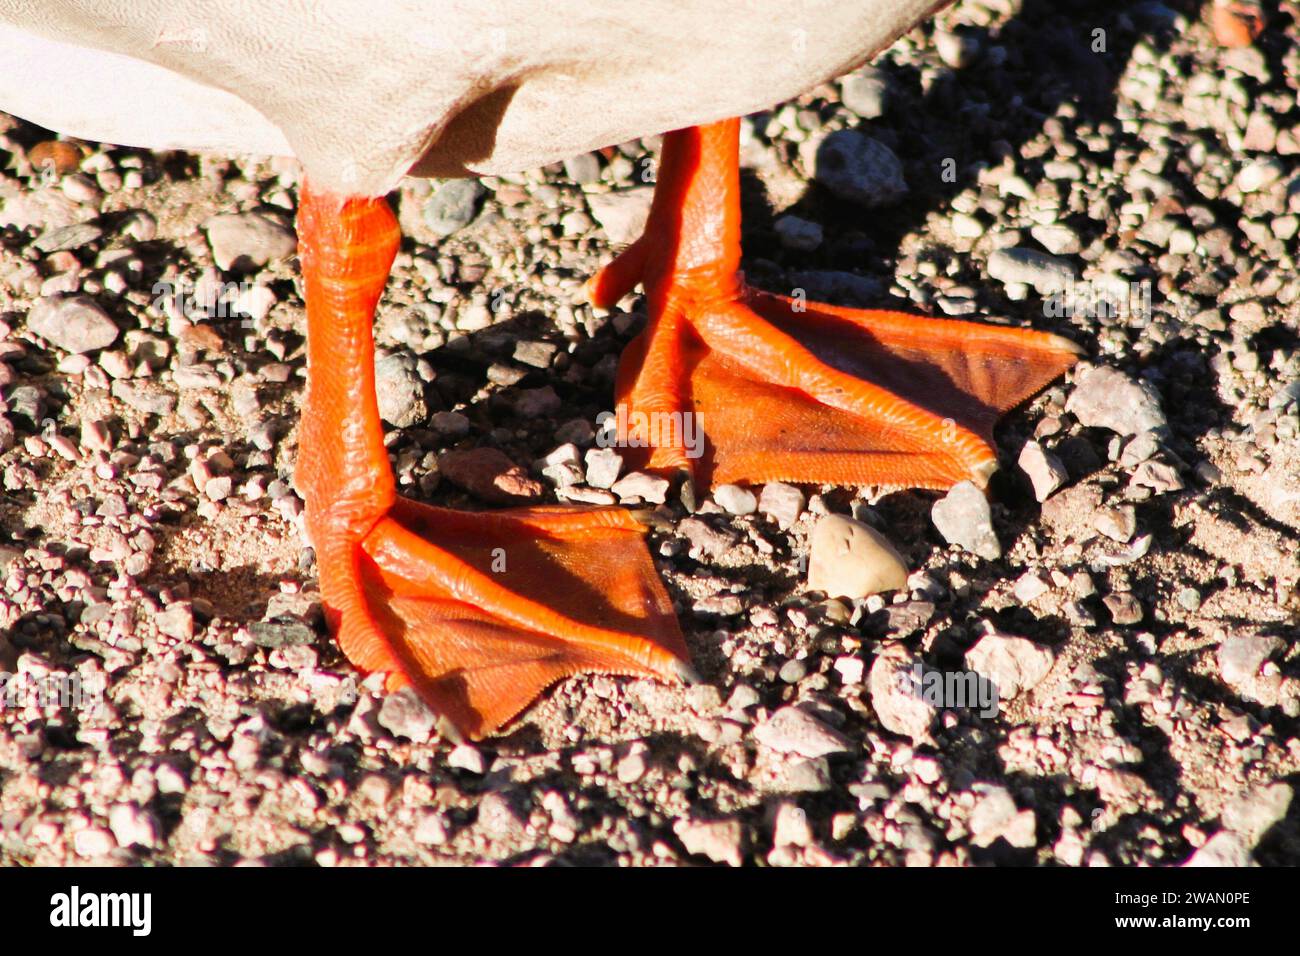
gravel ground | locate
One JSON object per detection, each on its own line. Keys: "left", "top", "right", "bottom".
{"left": 1, "top": 0, "right": 1299, "bottom": 867}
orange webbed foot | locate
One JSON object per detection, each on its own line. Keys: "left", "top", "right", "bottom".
{"left": 335, "top": 500, "right": 690, "bottom": 741}
{"left": 588, "top": 120, "right": 1080, "bottom": 492}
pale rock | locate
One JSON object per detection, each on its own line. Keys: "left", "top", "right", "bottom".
{"left": 965, "top": 628, "right": 1055, "bottom": 699}
{"left": 807, "top": 514, "right": 908, "bottom": 599}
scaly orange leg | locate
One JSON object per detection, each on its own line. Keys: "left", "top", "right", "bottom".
{"left": 588, "top": 120, "right": 1081, "bottom": 492}
{"left": 295, "top": 182, "right": 691, "bottom": 741}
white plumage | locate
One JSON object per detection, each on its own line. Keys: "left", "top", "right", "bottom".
{"left": 0, "top": 0, "right": 945, "bottom": 194}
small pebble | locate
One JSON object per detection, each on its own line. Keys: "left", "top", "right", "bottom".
{"left": 674, "top": 819, "right": 744, "bottom": 867}
{"left": 805, "top": 129, "right": 907, "bottom": 208}
{"left": 439, "top": 448, "right": 543, "bottom": 504}
{"left": 26, "top": 294, "right": 119, "bottom": 353}
{"left": 610, "top": 471, "right": 669, "bottom": 504}
{"left": 965, "top": 627, "right": 1055, "bottom": 699}
{"left": 807, "top": 514, "right": 908, "bottom": 599}
{"left": 1018, "top": 441, "right": 1068, "bottom": 501}
{"left": 931, "top": 481, "right": 1001, "bottom": 560}
{"left": 986, "top": 247, "right": 1075, "bottom": 295}
{"left": 753, "top": 705, "right": 852, "bottom": 758}
{"left": 204, "top": 211, "right": 296, "bottom": 271}
{"left": 584, "top": 446, "right": 623, "bottom": 488}
{"left": 423, "top": 179, "right": 485, "bottom": 236}
{"left": 377, "top": 687, "right": 437, "bottom": 743}
{"left": 841, "top": 68, "right": 888, "bottom": 119}
{"left": 713, "top": 483, "right": 757, "bottom": 515}
{"left": 774, "top": 215, "right": 823, "bottom": 251}
{"left": 1066, "top": 366, "right": 1167, "bottom": 437}
{"left": 758, "top": 482, "right": 805, "bottom": 529}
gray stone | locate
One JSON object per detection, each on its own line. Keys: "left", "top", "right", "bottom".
{"left": 513, "top": 385, "right": 561, "bottom": 417}
{"left": 674, "top": 819, "right": 744, "bottom": 867}
{"left": 884, "top": 601, "right": 934, "bottom": 636}
{"left": 1218, "top": 633, "right": 1284, "bottom": 689}
{"left": 27, "top": 294, "right": 119, "bottom": 353}
{"left": 248, "top": 619, "right": 316, "bottom": 648}
{"left": 759, "top": 482, "right": 806, "bottom": 529}
{"left": 678, "top": 517, "right": 739, "bottom": 560}
{"left": 987, "top": 247, "right": 1076, "bottom": 294}
{"left": 377, "top": 686, "right": 436, "bottom": 742}
{"left": 562, "top": 152, "right": 602, "bottom": 185}
{"left": 431, "top": 411, "right": 470, "bottom": 437}
{"left": 583, "top": 446, "right": 623, "bottom": 488}
{"left": 1237, "top": 157, "right": 1284, "bottom": 193}
{"left": 1017, "top": 440, "right": 1068, "bottom": 501}
{"left": 616, "top": 747, "right": 648, "bottom": 784}
{"left": 1222, "top": 783, "right": 1293, "bottom": 847}
{"left": 73, "top": 828, "right": 117, "bottom": 858}
{"left": 753, "top": 706, "right": 852, "bottom": 759}
{"left": 1103, "top": 592, "right": 1144, "bottom": 625}
{"left": 587, "top": 188, "right": 654, "bottom": 245}
{"left": 868, "top": 644, "right": 936, "bottom": 745}
{"left": 32, "top": 221, "right": 103, "bottom": 253}
{"left": 692, "top": 594, "right": 743, "bottom": 617}
{"left": 7, "top": 385, "right": 45, "bottom": 422}
{"left": 965, "top": 628, "right": 1055, "bottom": 699}
{"left": 806, "top": 129, "right": 907, "bottom": 208}
{"left": 1013, "top": 571, "right": 1051, "bottom": 604}
{"left": 1130, "top": 459, "right": 1184, "bottom": 494}
{"left": 1030, "top": 223, "right": 1082, "bottom": 255}
{"left": 414, "top": 812, "right": 450, "bottom": 846}
{"left": 714, "top": 483, "right": 757, "bottom": 516}
{"left": 610, "top": 471, "right": 669, "bottom": 504}
{"left": 423, "top": 179, "right": 485, "bottom": 237}
{"left": 778, "top": 659, "right": 807, "bottom": 684}
{"left": 204, "top": 211, "right": 296, "bottom": 271}
{"left": 1185, "top": 831, "right": 1254, "bottom": 867}
{"left": 934, "top": 29, "right": 979, "bottom": 69}
{"left": 1120, "top": 430, "right": 1164, "bottom": 467}
{"left": 373, "top": 353, "right": 428, "bottom": 428}
{"left": 772, "top": 801, "right": 814, "bottom": 848}
{"left": 557, "top": 486, "right": 618, "bottom": 506}
{"left": 1066, "top": 365, "right": 1167, "bottom": 436}
{"left": 554, "top": 418, "right": 595, "bottom": 446}
{"left": 446, "top": 743, "right": 486, "bottom": 774}
{"left": 1096, "top": 505, "right": 1137, "bottom": 543}
{"left": 476, "top": 792, "right": 525, "bottom": 840}
{"left": 111, "top": 381, "right": 176, "bottom": 415}
{"left": 107, "top": 803, "right": 159, "bottom": 849}
{"left": 841, "top": 69, "right": 889, "bottom": 119}
{"left": 969, "top": 784, "right": 1037, "bottom": 849}
{"left": 513, "top": 340, "right": 557, "bottom": 369}
{"left": 932, "top": 481, "right": 1001, "bottom": 560}
{"left": 155, "top": 603, "right": 194, "bottom": 641}
{"left": 773, "top": 215, "right": 823, "bottom": 251}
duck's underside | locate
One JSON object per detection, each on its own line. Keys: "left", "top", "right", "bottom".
{"left": 1, "top": 0, "right": 948, "bottom": 194}
{"left": 0, "top": 0, "right": 1081, "bottom": 739}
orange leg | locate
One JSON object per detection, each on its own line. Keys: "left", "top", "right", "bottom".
{"left": 589, "top": 120, "right": 1081, "bottom": 492}
{"left": 295, "top": 182, "right": 691, "bottom": 741}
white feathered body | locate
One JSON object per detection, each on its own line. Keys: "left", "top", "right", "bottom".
{"left": 0, "top": 0, "right": 945, "bottom": 195}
